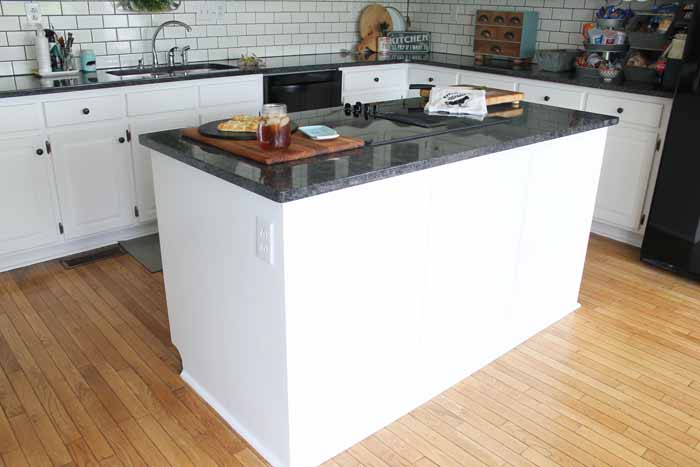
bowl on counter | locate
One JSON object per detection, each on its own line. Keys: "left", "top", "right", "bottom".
{"left": 599, "top": 66, "right": 622, "bottom": 83}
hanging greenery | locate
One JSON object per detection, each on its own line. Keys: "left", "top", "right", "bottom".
{"left": 118, "top": 0, "right": 181, "bottom": 12}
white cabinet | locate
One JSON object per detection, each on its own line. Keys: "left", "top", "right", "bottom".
{"left": 457, "top": 71, "right": 518, "bottom": 91}
{"left": 341, "top": 66, "right": 407, "bottom": 104}
{"left": 593, "top": 125, "right": 658, "bottom": 231}
{"left": 130, "top": 112, "right": 199, "bottom": 222}
{"left": 518, "top": 81, "right": 585, "bottom": 110}
{"left": 0, "top": 135, "right": 61, "bottom": 255}
{"left": 406, "top": 66, "right": 459, "bottom": 97}
{"left": 50, "top": 122, "right": 135, "bottom": 239}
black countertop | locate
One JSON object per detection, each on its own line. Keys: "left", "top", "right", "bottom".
{"left": 139, "top": 99, "right": 618, "bottom": 203}
{"left": 0, "top": 52, "right": 673, "bottom": 99}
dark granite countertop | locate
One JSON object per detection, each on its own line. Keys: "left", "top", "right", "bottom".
{"left": 139, "top": 99, "right": 618, "bottom": 203}
{"left": 0, "top": 52, "right": 673, "bottom": 99}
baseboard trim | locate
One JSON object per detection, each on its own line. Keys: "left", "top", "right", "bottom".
{"left": 0, "top": 222, "right": 158, "bottom": 272}
{"left": 180, "top": 371, "right": 287, "bottom": 467}
{"left": 591, "top": 221, "right": 642, "bottom": 247}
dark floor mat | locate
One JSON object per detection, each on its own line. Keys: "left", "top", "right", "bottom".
{"left": 59, "top": 244, "right": 125, "bottom": 269}
{"left": 119, "top": 234, "right": 162, "bottom": 273}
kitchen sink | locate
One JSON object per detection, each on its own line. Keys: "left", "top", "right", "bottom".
{"left": 108, "top": 63, "right": 239, "bottom": 77}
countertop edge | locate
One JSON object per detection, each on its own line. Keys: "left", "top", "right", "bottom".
{"left": 0, "top": 54, "right": 674, "bottom": 99}
{"left": 139, "top": 114, "right": 618, "bottom": 203}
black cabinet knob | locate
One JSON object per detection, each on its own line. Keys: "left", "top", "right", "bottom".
{"left": 428, "top": 77, "right": 434, "bottom": 82}
{"left": 82, "top": 108, "right": 90, "bottom": 115}
{"left": 373, "top": 77, "right": 379, "bottom": 82}
{"left": 35, "top": 148, "right": 44, "bottom": 156}
{"left": 118, "top": 137, "right": 126, "bottom": 143}
{"left": 617, "top": 107, "right": 624, "bottom": 114}
{"left": 544, "top": 96, "right": 551, "bottom": 102}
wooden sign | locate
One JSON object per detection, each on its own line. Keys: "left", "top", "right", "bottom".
{"left": 388, "top": 32, "right": 431, "bottom": 53}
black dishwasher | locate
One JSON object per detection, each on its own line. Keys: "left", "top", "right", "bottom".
{"left": 264, "top": 70, "right": 342, "bottom": 112}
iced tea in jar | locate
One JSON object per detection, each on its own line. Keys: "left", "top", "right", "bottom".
{"left": 257, "top": 103, "right": 291, "bottom": 149}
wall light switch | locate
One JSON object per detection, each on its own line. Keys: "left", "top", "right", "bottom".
{"left": 255, "top": 217, "right": 274, "bottom": 265}
{"left": 25, "top": 2, "right": 42, "bottom": 25}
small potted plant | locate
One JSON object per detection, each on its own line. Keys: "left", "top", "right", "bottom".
{"left": 378, "top": 22, "right": 391, "bottom": 54}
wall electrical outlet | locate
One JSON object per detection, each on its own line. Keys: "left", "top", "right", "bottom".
{"left": 255, "top": 217, "right": 274, "bottom": 265}
{"left": 25, "top": 2, "right": 42, "bottom": 25}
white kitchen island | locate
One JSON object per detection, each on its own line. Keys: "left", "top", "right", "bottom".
{"left": 142, "top": 101, "right": 616, "bottom": 467}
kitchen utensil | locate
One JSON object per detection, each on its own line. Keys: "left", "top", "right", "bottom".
{"left": 182, "top": 128, "right": 365, "bottom": 165}
{"left": 386, "top": 6, "right": 406, "bottom": 32}
{"left": 359, "top": 4, "right": 393, "bottom": 39}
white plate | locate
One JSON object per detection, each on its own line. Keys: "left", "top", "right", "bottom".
{"left": 387, "top": 7, "right": 406, "bottom": 32}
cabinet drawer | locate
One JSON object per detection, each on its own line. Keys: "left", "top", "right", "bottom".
{"left": 458, "top": 72, "right": 517, "bottom": 91}
{"left": 343, "top": 88, "right": 404, "bottom": 105}
{"left": 407, "top": 68, "right": 457, "bottom": 87}
{"left": 0, "top": 103, "right": 41, "bottom": 134}
{"left": 519, "top": 82, "right": 584, "bottom": 110}
{"left": 476, "top": 11, "right": 523, "bottom": 27}
{"left": 127, "top": 86, "right": 197, "bottom": 116}
{"left": 344, "top": 68, "right": 405, "bottom": 92}
{"left": 476, "top": 26, "right": 522, "bottom": 42}
{"left": 474, "top": 40, "right": 520, "bottom": 57}
{"left": 44, "top": 95, "right": 125, "bottom": 127}
{"left": 586, "top": 94, "right": 663, "bottom": 128}
{"left": 200, "top": 79, "right": 260, "bottom": 108}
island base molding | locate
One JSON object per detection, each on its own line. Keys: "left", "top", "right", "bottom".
{"left": 151, "top": 128, "right": 606, "bottom": 467}
{"left": 0, "top": 222, "right": 157, "bottom": 273}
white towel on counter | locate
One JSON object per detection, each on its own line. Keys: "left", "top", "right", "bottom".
{"left": 425, "top": 86, "right": 488, "bottom": 116}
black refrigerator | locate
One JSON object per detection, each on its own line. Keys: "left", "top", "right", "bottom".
{"left": 641, "top": 0, "right": 700, "bottom": 279}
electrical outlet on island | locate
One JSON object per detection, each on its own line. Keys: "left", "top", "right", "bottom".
{"left": 255, "top": 217, "right": 274, "bottom": 265}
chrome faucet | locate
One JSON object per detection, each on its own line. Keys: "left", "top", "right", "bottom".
{"left": 181, "top": 45, "right": 190, "bottom": 65}
{"left": 151, "top": 20, "right": 192, "bottom": 67}
{"left": 167, "top": 46, "right": 179, "bottom": 67}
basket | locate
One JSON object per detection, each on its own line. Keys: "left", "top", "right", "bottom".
{"left": 575, "top": 64, "right": 602, "bottom": 80}
{"left": 535, "top": 49, "right": 579, "bottom": 72}
{"left": 596, "top": 18, "right": 627, "bottom": 30}
{"left": 624, "top": 66, "right": 657, "bottom": 83}
{"left": 627, "top": 32, "right": 670, "bottom": 51}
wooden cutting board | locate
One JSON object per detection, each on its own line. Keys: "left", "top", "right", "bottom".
{"left": 182, "top": 128, "right": 365, "bottom": 165}
{"left": 419, "top": 86, "right": 524, "bottom": 107}
{"left": 359, "top": 4, "right": 393, "bottom": 39}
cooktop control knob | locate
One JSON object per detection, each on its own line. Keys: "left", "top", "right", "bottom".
{"left": 344, "top": 102, "right": 352, "bottom": 115}
{"left": 353, "top": 101, "right": 362, "bottom": 117}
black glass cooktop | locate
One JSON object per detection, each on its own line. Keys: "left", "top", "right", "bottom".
{"left": 289, "top": 98, "right": 511, "bottom": 147}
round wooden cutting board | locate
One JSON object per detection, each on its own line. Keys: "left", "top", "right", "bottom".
{"left": 359, "top": 4, "right": 393, "bottom": 39}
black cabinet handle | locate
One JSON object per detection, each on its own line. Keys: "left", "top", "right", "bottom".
{"left": 428, "top": 77, "right": 434, "bottom": 82}
{"left": 494, "top": 15, "right": 505, "bottom": 24}
{"left": 511, "top": 17, "right": 521, "bottom": 25}
{"left": 478, "top": 14, "right": 489, "bottom": 22}
{"left": 617, "top": 107, "right": 624, "bottom": 114}
{"left": 118, "top": 137, "right": 126, "bottom": 143}
{"left": 481, "top": 30, "right": 492, "bottom": 38}
{"left": 505, "top": 32, "right": 515, "bottom": 40}
{"left": 373, "top": 77, "right": 380, "bottom": 82}
{"left": 491, "top": 46, "right": 502, "bottom": 53}
{"left": 544, "top": 95, "right": 551, "bottom": 101}
{"left": 82, "top": 108, "right": 90, "bottom": 115}
{"left": 35, "top": 148, "right": 44, "bottom": 156}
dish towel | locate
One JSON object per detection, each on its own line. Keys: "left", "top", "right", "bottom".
{"left": 425, "top": 86, "right": 488, "bottom": 116}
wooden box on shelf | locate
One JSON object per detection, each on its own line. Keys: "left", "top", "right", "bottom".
{"left": 474, "top": 10, "right": 539, "bottom": 64}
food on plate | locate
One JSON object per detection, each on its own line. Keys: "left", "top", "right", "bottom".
{"left": 217, "top": 115, "right": 262, "bottom": 133}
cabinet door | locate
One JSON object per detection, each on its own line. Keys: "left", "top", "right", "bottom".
{"left": 51, "top": 122, "right": 135, "bottom": 239}
{"left": 0, "top": 135, "right": 61, "bottom": 255}
{"left": 130, "top": 112, "right": 198, "bottom": 222}
{"left": 594, "top": 125, "right": 658, "bottom": 231}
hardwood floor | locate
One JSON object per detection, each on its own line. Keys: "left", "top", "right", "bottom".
{"left": 0, "top": 234, "right": 699, "bottom": 466}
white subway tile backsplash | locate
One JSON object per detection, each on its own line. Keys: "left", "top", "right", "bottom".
{"left": 0, "top": 0, "right": 601, "bottom": 76}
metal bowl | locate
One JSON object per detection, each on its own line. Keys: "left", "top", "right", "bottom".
{"left": 596, "top": 18, "right": 628, "bottom": 30}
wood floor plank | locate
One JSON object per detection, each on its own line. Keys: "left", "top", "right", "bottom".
{"left": 0, "top": 234, "right": 698, "bottom": 467}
